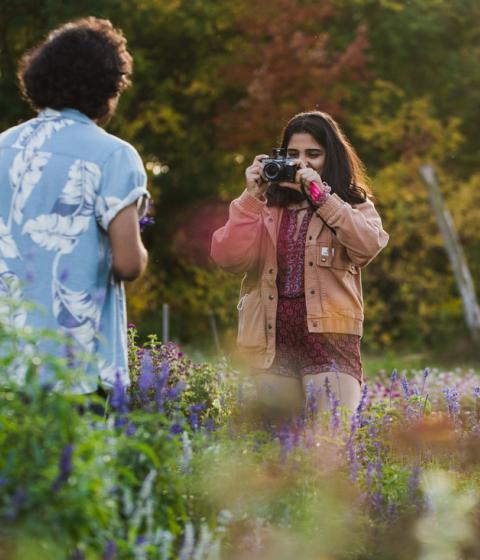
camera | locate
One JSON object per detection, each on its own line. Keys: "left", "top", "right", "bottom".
{"left": 261, "top": 148, "right": 298, "bottom": 182}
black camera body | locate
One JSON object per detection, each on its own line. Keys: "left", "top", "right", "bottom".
{"left": 261, "top": 148, "right": 298, "bottom": 182}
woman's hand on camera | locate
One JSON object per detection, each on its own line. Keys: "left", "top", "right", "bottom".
{"left": 245, "top": 154, "right": 269, "bottom": 198}
{"left": 279, "top": 160, "right": 322, "bottom": 192}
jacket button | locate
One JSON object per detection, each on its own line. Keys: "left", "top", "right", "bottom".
{"left": 309, "top": 261, "right": 313, "bottom": 266}
{"left": 268, "top": 217, "right": 273, "bottom": 222}
{"left": 268, "top": 294, "right": 274, "bottom": 300}
{"left": 310, "top": 289, "right": 315, "bottom": 295}
{"left": 312, "top": 321, "right": 318, "bottom": 327}
{"left": 321, "top": 257, "right": 327, "bottom": 262}
{"left": 268, "top": 323, "right": 272, "bottom": 330}
{"left": 269, "top": 268, "right": 274, "bottom": 274}
{"left": 308, "top": 236, "right": 312, "bottom": 240}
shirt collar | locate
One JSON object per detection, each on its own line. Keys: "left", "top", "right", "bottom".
{"left": 38, "top": 107, "right": 94, "bottom": 125}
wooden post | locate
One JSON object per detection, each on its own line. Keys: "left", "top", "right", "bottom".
{"left": 419, "top": 164, "right": 480, "bottom": 342}
{"left": 162, "top": 303, "right": 170, "bottom": 343}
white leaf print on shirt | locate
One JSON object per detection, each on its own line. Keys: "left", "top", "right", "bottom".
{"left": 10, "top": 151, "right": 52, "bottom": 225}
{"left": 0, "top": 259, "right": 27, "bottom": 328}
{"left": 52, "top": 280, "right": 100, "bottom": 354}
{"left": 0, "top": 218, "right": 20, "bottom": 259}
{"left": 9, "top": 115, "right": 75, "bottom": 226}
{"left": 12, "top": 116, "right": 74, "bottom": 152}
{"left": 22, "top": 214, "right": 90, "bottom": 254}
{"left": 53, "top": 160, "right": 101, "bottom": 217}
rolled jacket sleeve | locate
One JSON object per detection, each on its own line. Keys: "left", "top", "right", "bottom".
{"left": 211, "top": 189, "right": 266, "bottom": 274}
{"left": 316, "top": 193, "right": 389, "bottom": 267}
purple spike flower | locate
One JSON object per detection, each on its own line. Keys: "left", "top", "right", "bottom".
{"left": 401, "top": 373, "right": 410, "bottom": 398}
{"left": 52, "top": 445, "right": 74, "bottom": 492}
{"left": 329, "top": 394, "right": 341, "bottom": 433}
{"left": 443, "top": 387, "right": 460, "bottom": 418}
{"left": 154, "top": 360, "right": 170, "bottom": 412}
{"left": 138, "top": 350, "right": 155, "bottom": 401}
{"left": 167, "top": 381, "right": 186, "bottom": 400}
{"left": 421, "top": 367, "right": 430, "bottom": 394}
{"left": 103, "top": 540, "right": 117, "bottom": 560}
{"left": 111, "top": 372, "right": 130, "bottom": 414}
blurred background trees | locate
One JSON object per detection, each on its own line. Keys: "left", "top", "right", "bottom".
{"left": 2, "top": 0, "right": 479, "bottom": 357}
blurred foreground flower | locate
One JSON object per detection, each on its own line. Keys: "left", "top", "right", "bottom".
{"left": 415, "top": 470, "right": 477, "bottom": 560}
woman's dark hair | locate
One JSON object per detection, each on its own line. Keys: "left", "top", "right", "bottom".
{"left": 18, "top": 17, "right": 133, "bottom": 122}
{"left": 267, "top": 111, "right": 371, "bottom": 207}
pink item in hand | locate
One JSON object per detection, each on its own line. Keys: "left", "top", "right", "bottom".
{"left": 309, "top": 180, "right": 331, "bottom": 204}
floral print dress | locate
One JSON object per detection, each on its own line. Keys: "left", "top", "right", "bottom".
{"left": 269, "top": 206, "right": 363, "bottom": 384}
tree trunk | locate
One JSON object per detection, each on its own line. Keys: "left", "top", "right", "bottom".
{"left": 419, "top": 164, "right": 480, "bottom": 343}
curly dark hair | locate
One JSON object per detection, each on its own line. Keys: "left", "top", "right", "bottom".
{"left": 17, "top": 17, "right": 133, "bottom": 122}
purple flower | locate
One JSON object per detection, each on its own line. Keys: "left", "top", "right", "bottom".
{"left": 305, "top": 381, "right": 321, "bottom": 418}
{"left": 111, "top": 372, "right": 130, "bottom": 414}
{"left": 139, "top": 200, "right": 155, "bottom": 232}
{"left": 323, "top": 376, "right": 332, "bottom": 400}
{"left": 71, "top": 550, "right": 86, "bottom": 560}
{"left": 329, "top": 395, "right": 340, "bottom": 433}
{"left": 371, "top": 491, "right": 383, "bottom": 512}
{"left": 190, "top": 412, "right": 199, "bottom": 431}
{"left": 154, "top": 361, "right": 170, "bottom": 412}
{"left": 138, "top": 350, "right": 155, "bottom": 400}
{"left": 365, "top": 462, "right": 374, "bottom": 489}
{"left": 170, "top": 423, "right": 183, "bottom": 435}
{"left": 355, "top": 383, "right": 368, "bottom": 423}
{"left": 139, "top": 216, "right": 155, "bottom": 232}
{"left": 0, "top": 477, "right": 8, "bottom": 487}
{"left": 390, "top": 369, "right": 397, "bottom": 382}
{"left": 167, "top": 381, "right": 186, "bottom": 400}
{"left": 401, "top": 373, "right": 410, "bottom": 398}
{"left": 443, "top": 387, "right": 460, "bottom": 418}
{"left": 125, "top": 422, "right": 137, "bottom": 437}
{"left": 387, "top": 502, "right": 397, "bottom": 520}
{"left": 204, "top": 417, "right": 216, "bottom": 431}
{"left": 189, "top": 404, "right": 206, "bottom": 413}
{"left": 103, "top": 540, "right": 117, "bottom": 560}
{"left": 52, "top": 445, "right": 74, "bottom": 492}
{"left": 136, "top": 535, "right": 148, "bottom": 547}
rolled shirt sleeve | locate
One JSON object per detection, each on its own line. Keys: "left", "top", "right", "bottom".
{"left": 95, "top": 143, "right": 150, "bottom": 231}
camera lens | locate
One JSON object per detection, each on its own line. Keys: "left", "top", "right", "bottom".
{"left": 263, "top": 162, "right": 281, "bottom": 181}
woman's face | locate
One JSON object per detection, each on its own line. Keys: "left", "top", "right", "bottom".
{"left": 286, "top": 132, "right": 326, "bottom": 175}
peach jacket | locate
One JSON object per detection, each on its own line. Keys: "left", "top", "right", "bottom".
{"left": 211, "top": 189, "right": 389, "bottom": 368}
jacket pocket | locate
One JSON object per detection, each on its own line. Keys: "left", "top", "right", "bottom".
{"left": 316, "top": 243, "right": 358, "bottom": 274}
{"left": 237, "top": 289, "right": 267, "bottom": 351}
{"left": 315, "top": 243, "right": 363, "bottom": 318}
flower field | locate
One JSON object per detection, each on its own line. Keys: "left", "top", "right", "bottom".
{"left": 1, "top": 326, "right": 480, "bottom": 559}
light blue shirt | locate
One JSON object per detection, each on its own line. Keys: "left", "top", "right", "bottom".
{"left": 0, "top": 108, "right": 149, "bottom": 392}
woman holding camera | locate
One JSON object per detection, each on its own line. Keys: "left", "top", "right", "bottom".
{"left": 211, "top": 111, "right": 388, "bottom": 414}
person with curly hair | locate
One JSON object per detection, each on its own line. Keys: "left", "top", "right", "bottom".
{"left": 212, "top": 111, "right": 389, "bottom": 416}
{"left": 0, "top": 18, "right": 149, "bottom": 393}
